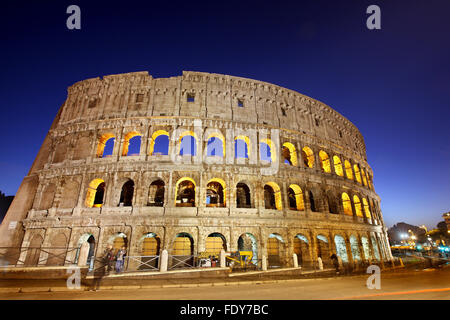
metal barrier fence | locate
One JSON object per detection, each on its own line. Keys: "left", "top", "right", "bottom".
{"left": 0, "top": 247, "right": 81, "bottom": 267}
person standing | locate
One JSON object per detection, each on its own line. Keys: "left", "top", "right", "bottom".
{"left": 104, "top": 245, "right": 114, "bottom": 274}
{"left": 115, "top": 246, "right": 127, "bottom": 273}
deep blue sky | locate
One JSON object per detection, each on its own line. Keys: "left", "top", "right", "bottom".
{"left": 1, "top": 1, "right": 449, "bottom": 229}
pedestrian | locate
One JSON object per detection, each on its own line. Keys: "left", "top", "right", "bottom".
{"left": 330, "top": 254, "right": 340, "bottom": 274}
{"left": 104, "top": 245, "right": 114, "bottom": 274}
{"left": 115, "top": 246, "right": 127, "bottom": 273}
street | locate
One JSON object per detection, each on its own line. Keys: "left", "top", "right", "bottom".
{"left": 0, "top": 267, "right": 449, "bottom": 300}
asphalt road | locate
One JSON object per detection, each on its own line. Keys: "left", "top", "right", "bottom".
{"left": 1, "top": 267, "right": 449, "bottom": 300}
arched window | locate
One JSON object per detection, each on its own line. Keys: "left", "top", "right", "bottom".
{"left": 362, "top": 198, "right": 372, "bottom": 222}
{"left": 302, "top": 147, "right": 314, "bottom": 168}
{"left": 353, "top": 195, "right": 363, "bottom": 217}
{"left": 206, "top": 134, "right": 225, "bottom": 157}
{"left": 173, "top": 233, "right": 194, "bottom": 256}
{"left": 350, "top": 235, "right": 361, "bottom": 261}
{"left": 288, "top": 184, "right": 304, "bottom": 211}
{"left": 179, "top": 132, "right": 197, "bottom": 156}
{"left": 354, "top": 164, "right": 362, "bottom": 184}
{"left": 345, "top": 160, "right": 353, "bottom": 180}
{"left": 119, "top": 180, "right": 134, "bottom": 206}
{"left": 235, "top": 136, "right": 250, "bottom": 159}
{"left": 148, "top": 180, "right": 165, "bottom": 206}
{"left": 150, "top": 130, "right": 169, "bottom": 155}
{"left": 264, "top": 182, "right": 282, "bottom": 210}
{"left": 334, "top": 235, "right": 349, "bottom": 263}
{"left": 319, "top": 151, "right": 331, "bottom": 173}
{"left": 236, "top": 182, "right": 251, "bottom": 208}
{"left": 333, "top": 156, "right": 344, "bottom": 177}
{"left": 206, "top": 178, "right": 226, "bottom": 207}
{"left": 175, "top": 177, "right": 196, "bottom": 207}
{"left": 85, "top": 179, "right": 105, "bottom": 208}
{"left": 361, "top": 168, "right": 368, "bottom": 186}
{"left": 205, "top": 233, "right": 227, "bottom": 256}
{"left": 122, "top": 131, "right": 142, "bottom": 156}
{"left": 282, "top": 142, "right": 297, "bottom": 166}
{"left": 259, "top": 139, "right": 276, "bottom": 163}
{"left": 96, "top": 133, "right": 115, "bottom": 158}
{"left": 342, "top": 192, "right": 352, "bottom": 216}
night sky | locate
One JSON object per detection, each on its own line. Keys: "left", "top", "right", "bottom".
{"left": 1, "top": 1, "right": 449, "bottom": 229}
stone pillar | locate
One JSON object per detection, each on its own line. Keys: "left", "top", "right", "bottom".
{"left": 160, "top": 249, "right": 168, "bottom": 272}
{"left": 262, "top": 255, "right": 267, "bottom": 271}
{"left": 220, "top": 249, "right": 226, "bottom": 268}
{"left": 293, "top": 253, "right": 298, "bottom": 268}
{"left": 77, "top": 242, "right": 90, "bottom": 266}
{"left": 317, "top": 257, "right": 323, "bottom": 270}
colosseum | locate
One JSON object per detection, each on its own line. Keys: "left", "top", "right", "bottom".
{"left": 0, "top": 71, "right": 393, "bottom": 271}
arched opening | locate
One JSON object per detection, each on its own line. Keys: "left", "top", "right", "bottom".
{"left": 237, "top": 233, "right": 258, "bottom": 265}
{"left": 349, "top": 235, "right": 361, "bottom": 262}
{"left": 76, "top": 234, "right": 95, "bottom": 267}
{"left": 206, "top": 179, "right": 226, "bottom": 207}
{"left": 371, "top": 235, "right": 381, "bottom": 261}
{"left": 345, "top": 160, "right": 353, "bottom": 180}
{"left": 333, "top": 155, "right": 344, "bottom": 177}
{"left": 122, "top": 131, "right": 142, "bottom": 156}
{"left": 39, "top": 183, "right": 56, "bottom": 210}
{"left": 97, "top": 133, "right": 115, "bottom": 158}
{"left": 108, "top": 232, "right": 128, "bottom": 252}
{"left": 342, "top": 192, "right": 353, "bottom": 216}
{"left": 319, "top": 150, "right": 331, "bottom": 173}
{"left": 205, "top": 233, "right": 227, "bottom": 257}
{"left": 354, "top": 164, "right": 362, "bottom": 184}
{"left": 259, "top": 139, "right": 276, "bottom": 163}
{"left": 334, "top": 235, "right": 349, "bottom": 263}
{"left": 282, "top": 142, "right": 297, "bottom": 166}
{"left": 234, "top": 136, "right": 250, "bottom": 159}
{"left": 85, "top": 179, "right": 105, "bottom": 208}
{"left": 267, "top": 234, "right": 284, "bottom": 268}
{"left": 172, "top": 233, "right": 194, "bottom": 268}
{"left": 327, "top": 193, "right": 338, "bottom": 214}
{"left": 294, "top": 234, "right": 310, "bottom": 267}
{"left": 148, "top": 180, "right": 165, "bottom": 206}
{"left": 150, "top": 130, "right": 169, "bottom": 155}
{"left": 175, "top": 177, "right": 196, "bottom": 207}
{"left": 308, "top": 191, "right": 317, "bottom": 212}
{"left": 206, "top": 135, "right": 225, "bottom": 157}
{"left": 361, "top": 236, "right": 371, "bottom": 260}
{"left": 353, "top": 195, "right": 363, "bottom": 217}
{"left": 288, "top": 184, "right": 304, "bottom": 211}
{"left": 362, "top": 198, "right": 372, "bottom": 223}
{"left": 361, "top": 168, "right": 368, "bottom": 186}
{"left": 119, "top": 180, "right": 135, "bottom": 206}
{"left": 25, "top": 234, "right": 43, "bottom": 266}
{"left": 264, "top": 182, "right": 282, "bottom": 210}
{"left": 316, "top": 235, "right": 330, "bottom": 265}
{"left": 46, "top": 233, "right": 68, "bottom": 266}
{"left": 140, "top": 233, "right": 160, "bottom": 270}
{"left": 179, "top": 132, "right": 197, "bottom": 156}
{"left": 236, "top": 182, "right": 251, "bottom": 208}
{"left": 301, "top": 146, "right": 314, "bottom": 168}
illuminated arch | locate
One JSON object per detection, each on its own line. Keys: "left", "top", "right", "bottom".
{"left": 302, "top": 146, "right": 314, "bottom": 168}
{"left": 149, "top": 130, "right": 169, "bottom": 155}
{"left": 234, "top": 135, "right": 250, "bottom": 159}
{"left": 85, "top": 179, "right": 105, "bottom": 208}
{"left": 353, "top": 195, "right": 363, "bottom": 217}
{"left": 288, "top": 184, "right": 304, "bottom": 211}
{"left": 97, "top": 133, "right": 115, "bottom": 158}
{"left": 259, "top": 139, "right": 276, "bottom": 163}
{"left": 122, "top": 131, "right": 142, "bottom": 156}
{"left": 206, "top": 178, "right": 226, "bottom": 207}
{"left": 264, "top": 182, "right": 282, "bottom": 210}
{"left": 175, "top": 177, "right": 196, "bottom": 207}
{"left": 342, "top": 192, "right": 352, "bottom": 216}
{"left": 319, "top": 150, "right": 331, "bottom": 173}
{"left": 206, "top": 133, "right": 225, "bottom": 157}
{"left": 354, "top": 164, "right": 362, "bottom": 184}
{"left": 361, "top": 168, "right": 368, "bottom": 186}
{"left": 345, "top": 160, "right": 353, "bottom": 180}
{"left": 179, "top": 131, "right": 198, "bottom": 156}
{"left": 282, "top": 142, "right": 297, "bottom": 166}
{"left": 333, "top": 156, "right": 344, "bottom": 177}
{"left": 362, "top": 198, "right": 372, "bottom": 221}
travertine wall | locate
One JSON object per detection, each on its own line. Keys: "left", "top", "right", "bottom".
{"left": 0, "top": 71, "right": 392, "bottom": 267}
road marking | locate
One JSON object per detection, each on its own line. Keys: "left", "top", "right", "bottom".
{"left": 336, "top": 287, "right": 450, "bottom": 300}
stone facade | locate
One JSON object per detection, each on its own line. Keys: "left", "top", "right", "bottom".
{"left": 0, "top": 71, "right": 392, "bottom": 268}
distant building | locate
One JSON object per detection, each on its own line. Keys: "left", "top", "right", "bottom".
{"left": 443, "top": 212, "right": 450, "bottom": 230}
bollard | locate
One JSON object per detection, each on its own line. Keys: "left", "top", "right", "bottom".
{"left": 220, "top": 249, "right": 226, "bottom": 268}
{"left": 77, "top": 242, "right": 90, "bottom": 267}
{"left": 399, "top": 257, "right": 404, "bottom": 267}
{"left": 160, "top": 249, "right": 168, "bottom": 272}
{"left": 262, "top": 255, "right": 268, "bottom": 271}
{"left": 317, "top": 257, "right": 323, "bottom": 270}
{"left": 293, "top": 253, "right": 298, "bottom": 268}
